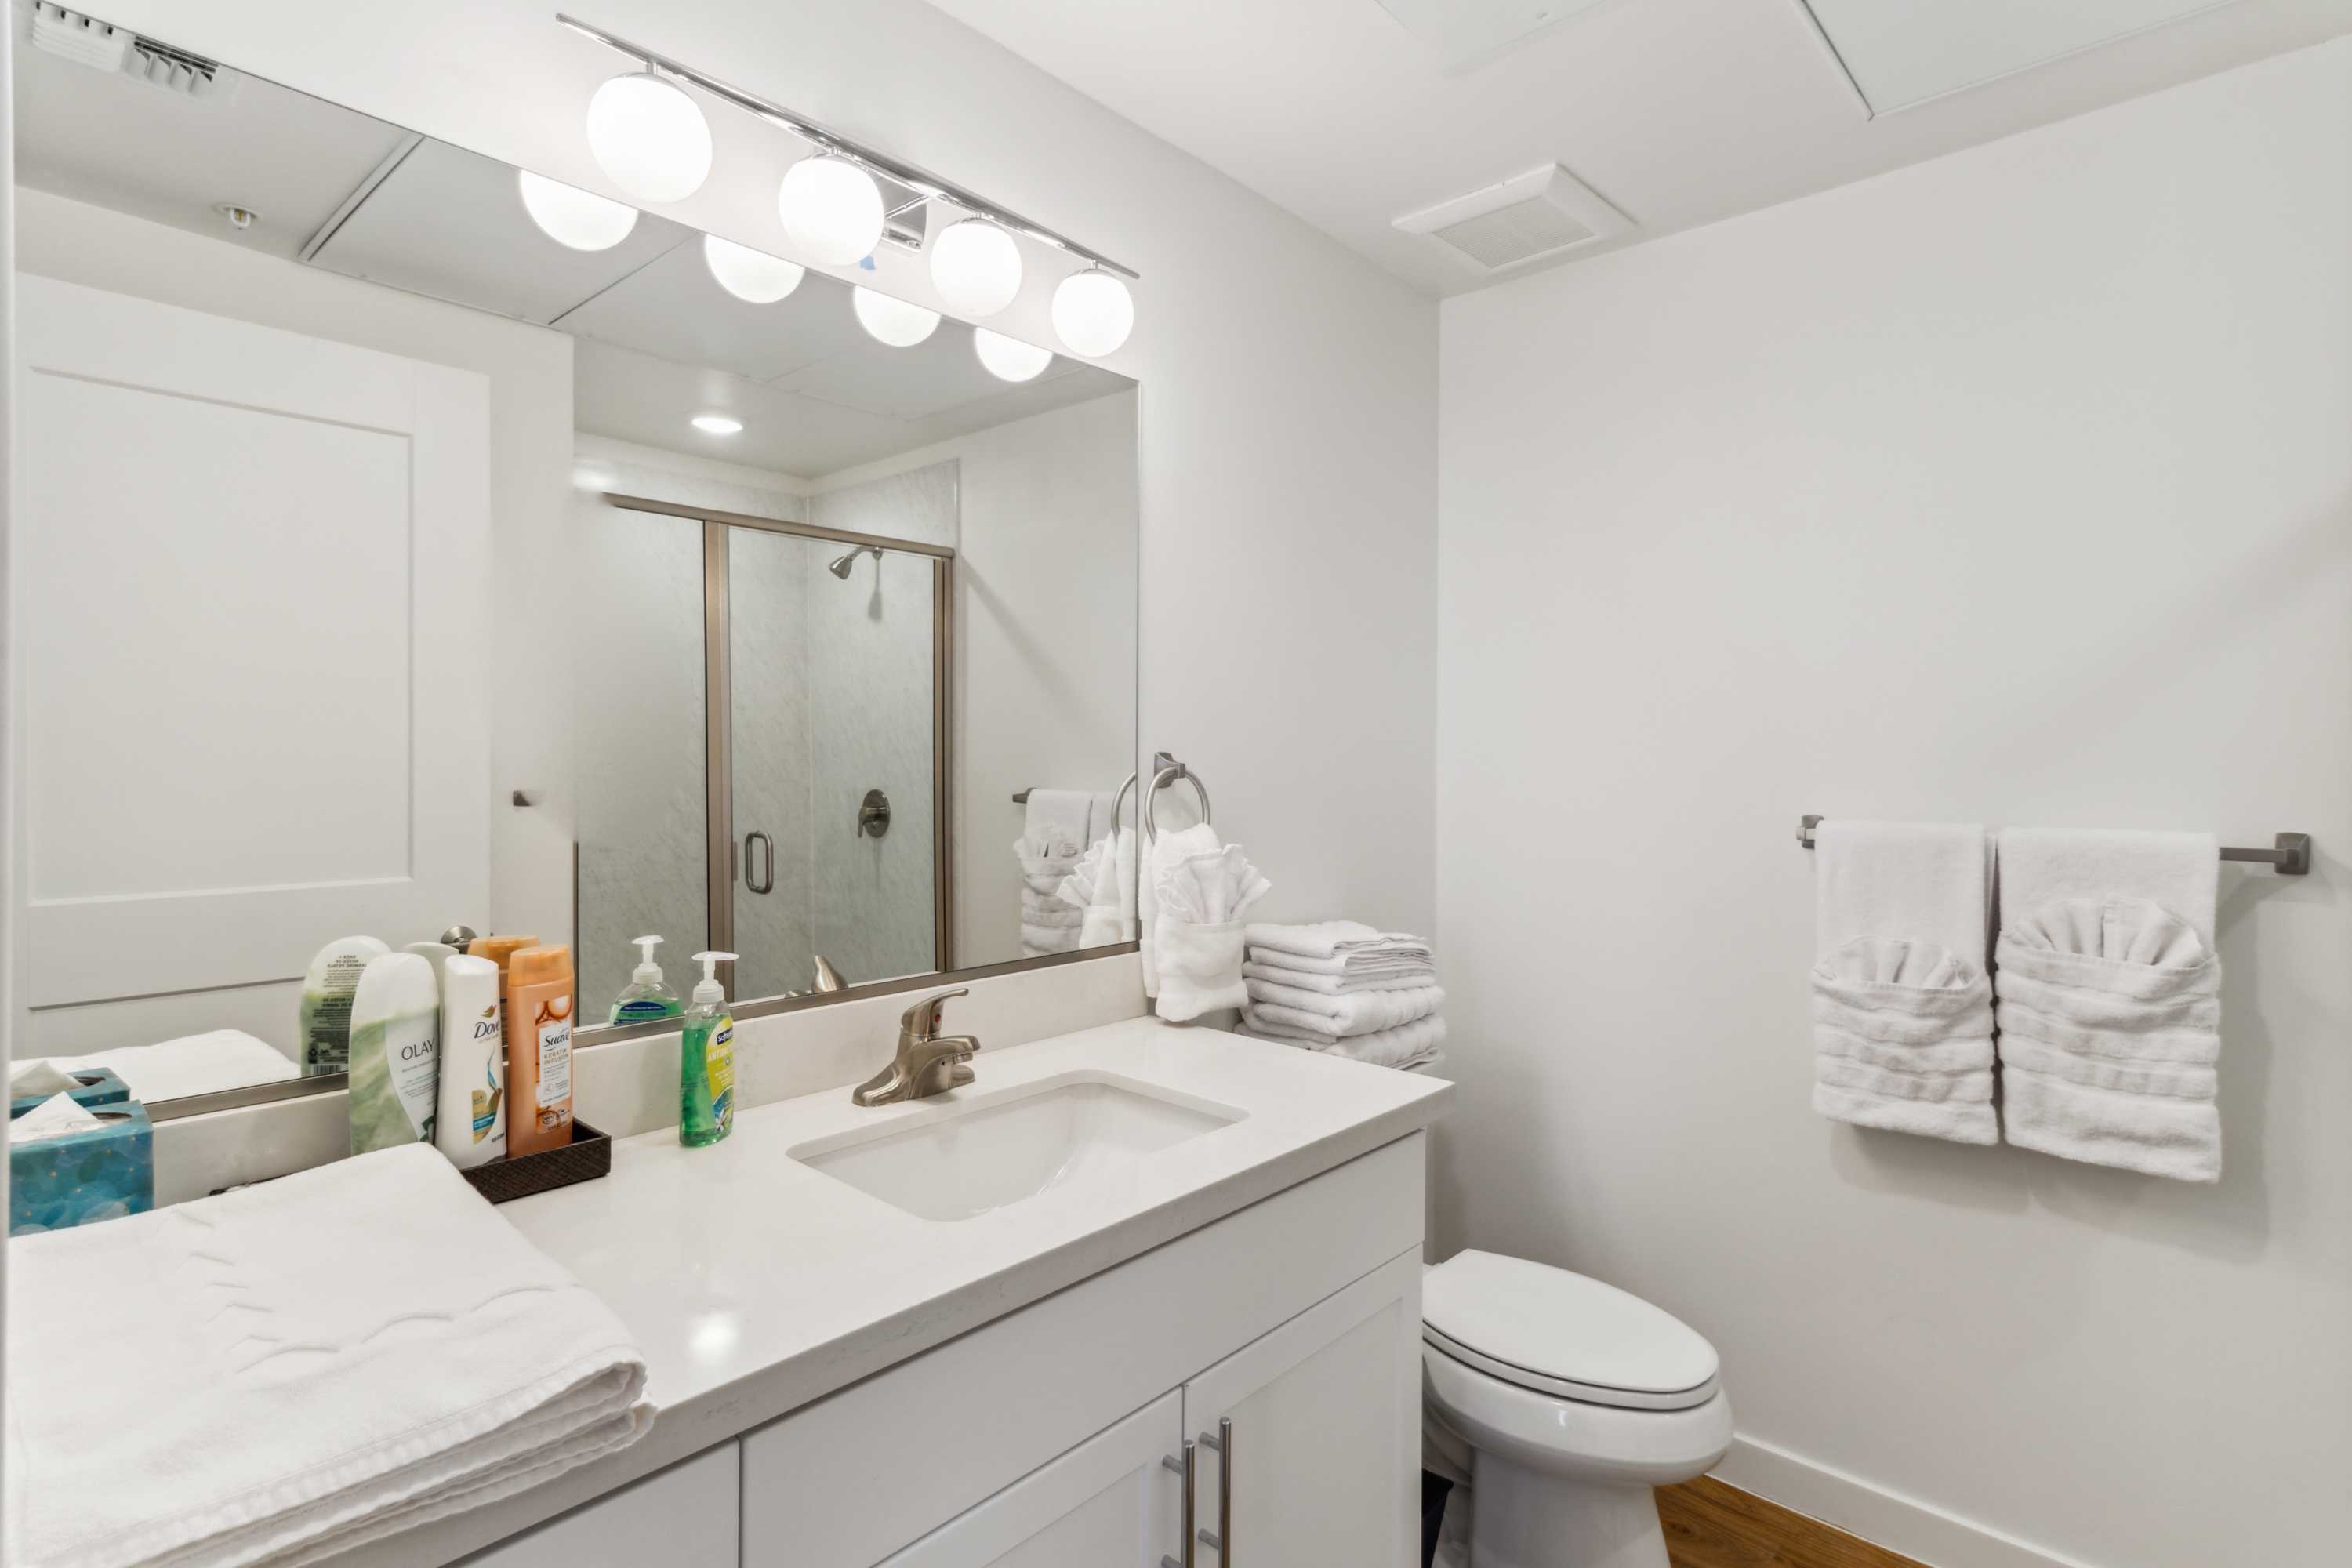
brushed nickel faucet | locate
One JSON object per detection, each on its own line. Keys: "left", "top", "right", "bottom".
{"left": 851, "top": 987, "right": 979, "bottom": 1106}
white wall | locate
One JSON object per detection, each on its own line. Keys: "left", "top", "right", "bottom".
{"left": 1436, "top": 39, "right": 2352, "bottom": 1568}
{"left": 93, "top": 0, "right": 1440, "bottom": 943}
{"left": 816, "top": 391, "right": 1140, "bottom": 968}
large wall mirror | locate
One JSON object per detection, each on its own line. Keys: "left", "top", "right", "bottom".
{"left": 7, "top": 11, "right": 1141, "bottom": 1118}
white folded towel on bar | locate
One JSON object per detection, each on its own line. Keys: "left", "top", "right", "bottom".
{"left": 1243, "top": 920, "right": 1431, "bottom": 967}
{"left": 1240, "top": 959, "right": 1434, "bottom": 995}
{"left": 3, "top": 1144, "right": 651, "bottom": 1568}
{"left": 1809, "top": 820, "right": 1997, "bottom": 1145}
{"left": 1152, "top": 843, "right": 1271, "bottom": 1022}
{"left": 1241, "top": 978, "right": 1445, "bottom": 1037}
{"left": 1055, "top": 828, "right": 1138, "bottom": 948}
{"left": 1020, "top": 789, "right": 1094, "bottom": 860}
{"left": 1240, "top": 1012, "right": 1447, "bottom": 1072}
{"left": 1141, "top": 823, "right": 1221, "bottom": 998}
{"left": 1995, "top": 827, "right": 2223, "bottom": 1181}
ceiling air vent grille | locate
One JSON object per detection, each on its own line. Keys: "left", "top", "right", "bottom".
{"left": 30, "top": 4, "right": 231, "bottom": 98}
{"left": 1393, "top": 162, "right": 1631, "bottom": 273}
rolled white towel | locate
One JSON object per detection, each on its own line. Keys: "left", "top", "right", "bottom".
{"left": 1240, "top": 1012, "right": 1446, "bottom": 1071}
{"left": 1994, "top": 895, "right": 2222, "bottom": 1182}
{"left": 1241, "top": 978, "right": 1444, "bottom": 1037}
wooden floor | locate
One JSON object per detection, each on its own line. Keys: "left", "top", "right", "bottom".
{"left": 1658, "top": 1477, "right": 1929, "bottom": 1568}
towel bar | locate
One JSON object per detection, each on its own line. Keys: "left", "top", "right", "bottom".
{"left": 1014, "top": 755, "right": 1185, "bottom": 814}
{"left": 1796, "top": 815, "right": 2311, "bottom": 875}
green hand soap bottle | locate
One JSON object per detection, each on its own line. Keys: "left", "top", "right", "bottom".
{"left": 680, "top": 950, "right": 736, "bottom": 1147}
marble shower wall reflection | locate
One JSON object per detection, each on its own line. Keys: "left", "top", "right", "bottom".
{"left": 573, "top": 441, "right": 953, "bottom": 1017}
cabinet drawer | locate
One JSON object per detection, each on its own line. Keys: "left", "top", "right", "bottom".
{"left": 455, "top": 1443, "right": 739, "bottom": 1568}
{"left": 742, "top": 1132, "right": 1425, "bottom": 1567}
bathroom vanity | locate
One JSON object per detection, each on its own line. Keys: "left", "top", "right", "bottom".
{"left": 343, "top": 1019, "right": 1449, "bottom": 1568}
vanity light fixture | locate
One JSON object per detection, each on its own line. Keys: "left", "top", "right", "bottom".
{"left": 517, "top": 169, "right": 637, "bottom": 251}
{"left": 554, "top": 13, "right": 1138, "bottom": 326}
{"left": 852, "top": 286, "right": 941, "bottom": 348}
{"left": 1051, "top": 267, "right": 1135, "bottom": 358}
{"left": 973, "top": 328, "right": 1052, "bottom": 383}
{"left": 691, "top": 413, "right": 743, "bottom": 435}
{"left": 779, "top": 153, "right": 884, "bottom": 267}
{"left": 585, "top": 68, "right": 711, "bottom": 202}
{"left": 703, "top": 234, "right": 804, "bottom": 303}
{"left": 930, "top": 215, "right": 1022, "bottom": 318}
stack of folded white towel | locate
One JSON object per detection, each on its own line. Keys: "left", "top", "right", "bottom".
{"left": 1016, "top": 788, "right": 1116, "bottom": 957}
{"left": 5, "top": 1144, "right": 652, "bottom": 1568}
{"left": 1238, "top": 921, "right": 1446, "bottom": 1071}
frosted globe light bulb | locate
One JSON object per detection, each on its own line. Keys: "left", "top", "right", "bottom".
{"left": 1051, "top": 267, "right": 1134, "bottom": 357}
{"left": 584, "top": 71, "right": 712, "bottom": 203}
{"left": 853, "top": 287, "right": 941, "bottom": 348}
{"left": 779, "top": 154, "right": 884, "bottom": 267}
{"left": 930, "top": 216, "right": 1023, "bottom": 318}
{"left": 704, "top": 235, "right": 804, "bottom": 303}
{"left": 517, "top": 170, "right": 638, "bottom": 251}
{"left": 973, "top": 328, "right": 1053, "bottom": 383}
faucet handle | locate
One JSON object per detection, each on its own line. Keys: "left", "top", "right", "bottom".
{"left": 899, "top": 987, "right": 969, "bottom": 1040}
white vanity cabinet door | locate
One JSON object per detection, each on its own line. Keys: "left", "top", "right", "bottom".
{"left": 876, "top": 1392, "right": 1183, "bottom": 1568}
{"left": 1180, "top": 1250, "right": 1423, "bottom": 1568}
{"left": 453, "top": 1444, "right": 739, "bottom": 1568}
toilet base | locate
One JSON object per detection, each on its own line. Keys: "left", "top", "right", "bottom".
{"left": 1469, "top": 1453, "right": 1668, "bottom": 1568}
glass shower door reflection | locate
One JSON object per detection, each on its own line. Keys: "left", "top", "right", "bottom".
{"left": 725, "top": 528, "right": 945, "bottom": 1002}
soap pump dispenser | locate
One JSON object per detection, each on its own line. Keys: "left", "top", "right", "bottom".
{"left": 611, "top": 935, "right": 684, "bottom": 1025}
{"left": 679, "top": 951, "right": 736, "bottom": 1147}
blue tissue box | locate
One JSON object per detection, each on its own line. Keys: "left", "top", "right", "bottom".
{"left": 9, "top": 1065, "right": 131, "bottom": 1119}
{"left": 9, "top": 1100, "right": 154, "bottom": 1236}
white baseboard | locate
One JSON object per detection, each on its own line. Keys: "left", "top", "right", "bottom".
{"left": 1712, "top": 1434, "right": 2101, "bottom": 1568}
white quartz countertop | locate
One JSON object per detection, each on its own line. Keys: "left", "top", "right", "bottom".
{"left": 447, "top": 1016, "right": 1450, "bottom": 1541}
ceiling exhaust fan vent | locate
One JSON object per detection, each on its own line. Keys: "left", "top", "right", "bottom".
{"left": 30, "top": 4, "right": 234, "bottom": 99}
{"left": 1393, "top": 162, "right": 1631, "bottom": 271}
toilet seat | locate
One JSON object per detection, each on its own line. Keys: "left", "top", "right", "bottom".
{"left": 1421, "top": 1250, "right": 1719, "bottom": 1412}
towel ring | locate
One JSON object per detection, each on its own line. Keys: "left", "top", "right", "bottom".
{"left": 1109, "top": 771, "right": 1139, "bottom": 830}
{"left": 1144, "top": 764, "right": 1211, "bottom": 842}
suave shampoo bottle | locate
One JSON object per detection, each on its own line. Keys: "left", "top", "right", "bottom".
{"left": 347, "top": 953, "right": 441, "bottom": 1154}
{"left": 680, "top": 951, "right": 737, "bottom": 1148}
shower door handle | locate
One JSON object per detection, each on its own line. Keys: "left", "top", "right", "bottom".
{"left": 743, "top": 831, "right": 775, "bottom": 895}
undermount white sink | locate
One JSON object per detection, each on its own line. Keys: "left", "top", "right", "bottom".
{"left": 790, "top": 1071, "right": 1245, "bottom": 1221}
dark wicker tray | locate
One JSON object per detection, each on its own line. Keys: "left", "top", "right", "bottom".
{"left": 459, "top": 1119, "right": 612, "bottom": 1205}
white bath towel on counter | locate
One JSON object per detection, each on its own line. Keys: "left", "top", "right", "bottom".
{"left": 27, "top": 1029, "right": 299, "bottom": 1105}
{"left": 1243, "top": 978, "right": 1444, "bottom": 1038}
{"left": 1996, "top": 826, "right": 2223, "bottom": 1181}
{"left": 1809, "top": 821, "right": 1996, "bottom": 1145}
{"left": 1241, "top": 1011, "right": 1448, "bottom": 1072}
{"left": 4, "top": 1144, "right": 650, "bottom": 1568}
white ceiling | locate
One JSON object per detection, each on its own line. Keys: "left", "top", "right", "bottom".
{"left": 13, "top": 15, "right": 1131, "bottom": 480}
{"left": 922, "top": 0, "right": 2352, "bottom": 296}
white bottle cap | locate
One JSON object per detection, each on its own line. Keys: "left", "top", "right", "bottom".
{"left": 689, "top": 950, "right": 737, "bottom": 1007}
{"left": 630, "top": 935, "right": 666, "bottom": 985}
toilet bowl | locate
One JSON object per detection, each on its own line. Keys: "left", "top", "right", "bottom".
{"left": 1421, "top": 1250, "right": 1733, "bottom": 1568}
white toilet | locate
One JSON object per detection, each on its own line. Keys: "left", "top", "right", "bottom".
{"left": 1421, "top": 1250, "right": 1734, "bottom": 1568}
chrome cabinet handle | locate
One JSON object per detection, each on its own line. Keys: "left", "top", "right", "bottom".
{"left": 1197, "top": 1418, "right": 1231, "bottom": 1558}
{"left": 1160, "top": 1439, "right": 1196, "bottom": 1568}
{"left": 743, "top": 831, "right": 774, "bottom": 895}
